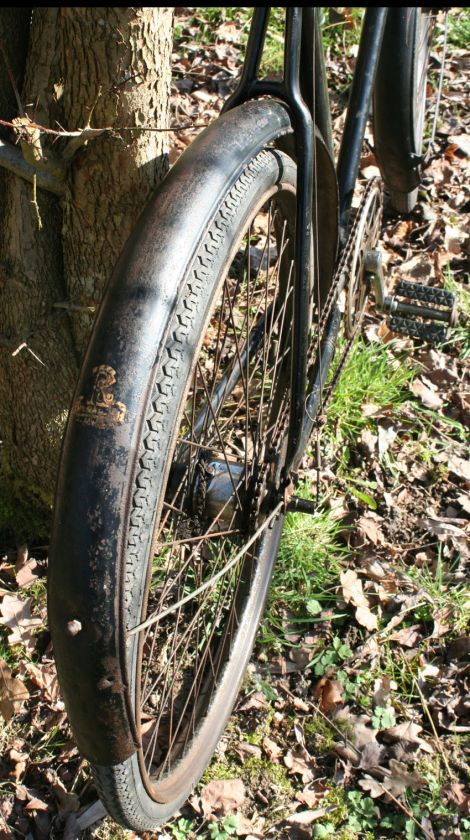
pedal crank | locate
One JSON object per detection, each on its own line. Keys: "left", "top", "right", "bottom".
{"left": 365, "top": 250, "right": 457, "bottom": 343}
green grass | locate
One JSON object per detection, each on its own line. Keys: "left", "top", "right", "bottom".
{"left": 445, "top": 7, "right": 470, "bottom": 49}
{"left": 324, "top": 338, "right": 416, "bottom": 452}
{"left": 260, "top": 500, "right": 347, "bottom": 647}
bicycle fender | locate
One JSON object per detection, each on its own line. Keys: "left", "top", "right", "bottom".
{"left": 49, "top": 99, "right": 301, "bottom": 767}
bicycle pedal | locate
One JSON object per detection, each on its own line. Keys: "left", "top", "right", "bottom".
{"left": 387, "top": 316, "right": 447, "bottom": 343}
{"left": 383, "top": 279, "right": 457, "bottom": 343}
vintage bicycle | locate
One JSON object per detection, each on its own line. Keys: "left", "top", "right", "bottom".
{"left": 48, "top": 7, "right": 456, "bottom": 830}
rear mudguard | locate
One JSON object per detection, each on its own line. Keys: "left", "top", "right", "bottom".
{"left": 48, "top": 98, "right": 338, "bottom": 766}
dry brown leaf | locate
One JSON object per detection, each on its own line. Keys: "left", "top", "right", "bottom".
{"left": 0, "top": 660, "right": 29, "bottom": 721}
{"left": 340, "top": 569, "right": 366, "bottom": 607}
{"left": 373, "top": 675, "right": 395, "bottom": 707}
{"left": 8, "top": 745, "right": 28, "bottom": 782}
{"left": 383, "top": 721, "right": 433, "bottom": 754}
{"left": 286, "top": 809, "right": 328, "bottom": 826}
{"left": 388, "top": 625, "right": 421, "bottom": 647}
{"left": 234, "top": 741, "right": 262, "bottom": 761}
{"left": 262, "top": 735, "right": 283, "bottom": 762}
{"left": 356, "top": 513, "right": 386, "bottom": 546}
{"left": 358, "top": 740, "right": 385, "bottom": 770}
{"left": 295, "top": 788, "right": 318, "bottom": 808}
{"left": 382, "top": 759, "right": 426, "bottom": 797}
{"left": 238, "top": 691, "right": 269, "bottom": 711}
{"left": 313, "top": 678, "right": 343, "bottom": 713}
{"left": 340, "top": 570, "right": 378, "bottom": 630}
{"left": 358, "top": 776, "right": 385, "bottom": 798}
{"left": 445, "top": 782, "right": 470, "bottom": 814}
{"left": 355, "top": 603, "right": 378, "bottom": 632}
{"left": 20, "top": 660, "right": 61, "bottom": 707}
{"left": 447, "top": 454, "right": 470, "bottom": 484}
{"left": 199, "top": 779, "right": 246, "bottom": 818}
{"left": 0, "top": 594, "right": 42, "bottom": 652}
{"left": 411, "top": 378, "right": 443, "bottom": 410}
{"left": 15, "top": 544, "right": 39, "bottom": 587}
{"left": 284, "top": 750, "right": 314, "bottom": 783}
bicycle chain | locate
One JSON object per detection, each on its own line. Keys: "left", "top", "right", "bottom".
{"left": 307, "top": 177, "right": 382, "bottom": 413}
{"left": 249, "top": 181, "right": 383, "bottom": 525}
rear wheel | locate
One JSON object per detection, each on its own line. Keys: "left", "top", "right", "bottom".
{"left": 373, "top": 8, "right": 433, "bottom": 213}
{"left": 92, "top": 149, "right": 301, "bottom": 830}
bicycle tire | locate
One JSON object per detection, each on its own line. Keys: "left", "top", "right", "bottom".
{"left": 373, "top": 7, "right": 433, "bottom": 213}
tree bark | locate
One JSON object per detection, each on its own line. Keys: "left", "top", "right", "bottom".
{"left": 0, "top": 8, "right": 173, "bottom": 534}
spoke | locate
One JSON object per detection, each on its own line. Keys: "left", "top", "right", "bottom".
{"left": 196, "top": 361, "right": 243, "bottom": 510}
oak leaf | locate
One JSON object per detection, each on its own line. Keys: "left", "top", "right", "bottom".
{"left": 0, "top": 594, "right": 42, "bottom": 653}
{"left": 199, "top": 779, "right": 246, "bottom": 818}
{"left": 0, "top": 660, "right": 29, "bottom": 721}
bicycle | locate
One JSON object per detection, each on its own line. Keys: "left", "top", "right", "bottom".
{"left": 48, "top": 7, "right": 456, "bottom": 831}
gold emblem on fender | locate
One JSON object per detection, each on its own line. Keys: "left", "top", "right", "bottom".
{"left": 75, "top": 365, "right": 127, "bottom": 429}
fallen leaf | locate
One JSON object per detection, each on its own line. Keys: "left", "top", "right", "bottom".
{"left": 383, "top": 721, "right": 433, "bottom": 753}
{"left": 0, "top": 660, "right": 29, "bottom": 721}
{"left": 0, "top": 594, "right": 42, "bottom": 653}
{"left": 313, "top": 678, "right": 343, "bottom": 713}
{"left": 356, "top": 513, "right": 386, "bottom": 546}
{"left": 456, "top": 493, "right": 470, "bottom": 514}
{"left": 263, "top": 736, "right": 283, "bottom": 762}
{"left": 238, "top": 691, "right": 269, "bottom": 711}
{"left": 340, "top": 570, "right": 378, "bottom": 631}
{"left": 445, "top": 782, "right": 470, "bottom": 814}
{"left": 234, "top": 742, "right": 262, "bottom": 761}
{"left": 355, "top": 604, "right": 379, "bottom": 632}
{"left": 411, "top": 378, "right": 443, "bottom": 410}
{"left": 20, "top": 660, "right": 61, "bottom": 707}
{"left": 447, "top": 454, "right": 470, "bottom": 484}
{"left": 284, "top": 750, "right": 314, "bottom": 783}
{"left": 388, "top": 625, "right": 421, "bottom": 647}
{"left": 373, "top": 675, "right": 395, "bottom": 707}
{"left": 358, "top": 740, "right": 385, "bottom": 770}
{"left": 448, "top": 133, "right": 470, "bottom": 156}
{"left": 199, "top": 779, "right": 246, "bottom": 818}
{"left": 382, "top": 759, "right": 426, "bottom": 797}
{"left": 358, "top": 776, "right": 385, "bottom": 798}
{"left": 286, "top": 810, "right": 327, "bottom": 826}
{"left": 8, "top": 744, "right": 28, "bottom": 782}
{"left": 15, "top": 545, "right": 39, "bottom": 588}
{"left": 295, "top": 788, "right": 318, "bottom": 808}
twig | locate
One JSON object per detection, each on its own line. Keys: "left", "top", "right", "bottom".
{"left": 411, "top": 672, "right": 455, "bottom": 781}
{"left": 31, "top": 173, "right": 43, "bottom": 230}
{"left": 379, "top": 783, "right": 435, "bottom": 840}
{"left": 0, "top": 116, "right": 209, "bottom": 137}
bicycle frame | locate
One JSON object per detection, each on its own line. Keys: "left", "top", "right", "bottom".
{"left": 223, "top": 8, "right": 388, "bottom": 471}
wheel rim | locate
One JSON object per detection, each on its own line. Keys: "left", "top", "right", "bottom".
{"left": 412, "top": 12, "right": 433, "bottom": 156}
{"left": 133, "top": 183, "right": 296, "bottom": 800}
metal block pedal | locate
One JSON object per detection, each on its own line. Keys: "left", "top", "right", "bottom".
{"left": 364, "top": 251, "right": 457, "bottom": 344}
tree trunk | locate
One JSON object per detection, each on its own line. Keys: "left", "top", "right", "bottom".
{"left": 0, "top": 8, "right": 173, "bottom": 536}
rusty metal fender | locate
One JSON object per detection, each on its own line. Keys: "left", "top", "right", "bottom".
{"left": 48, "top": 99, "right": 299, "bottom": 767}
